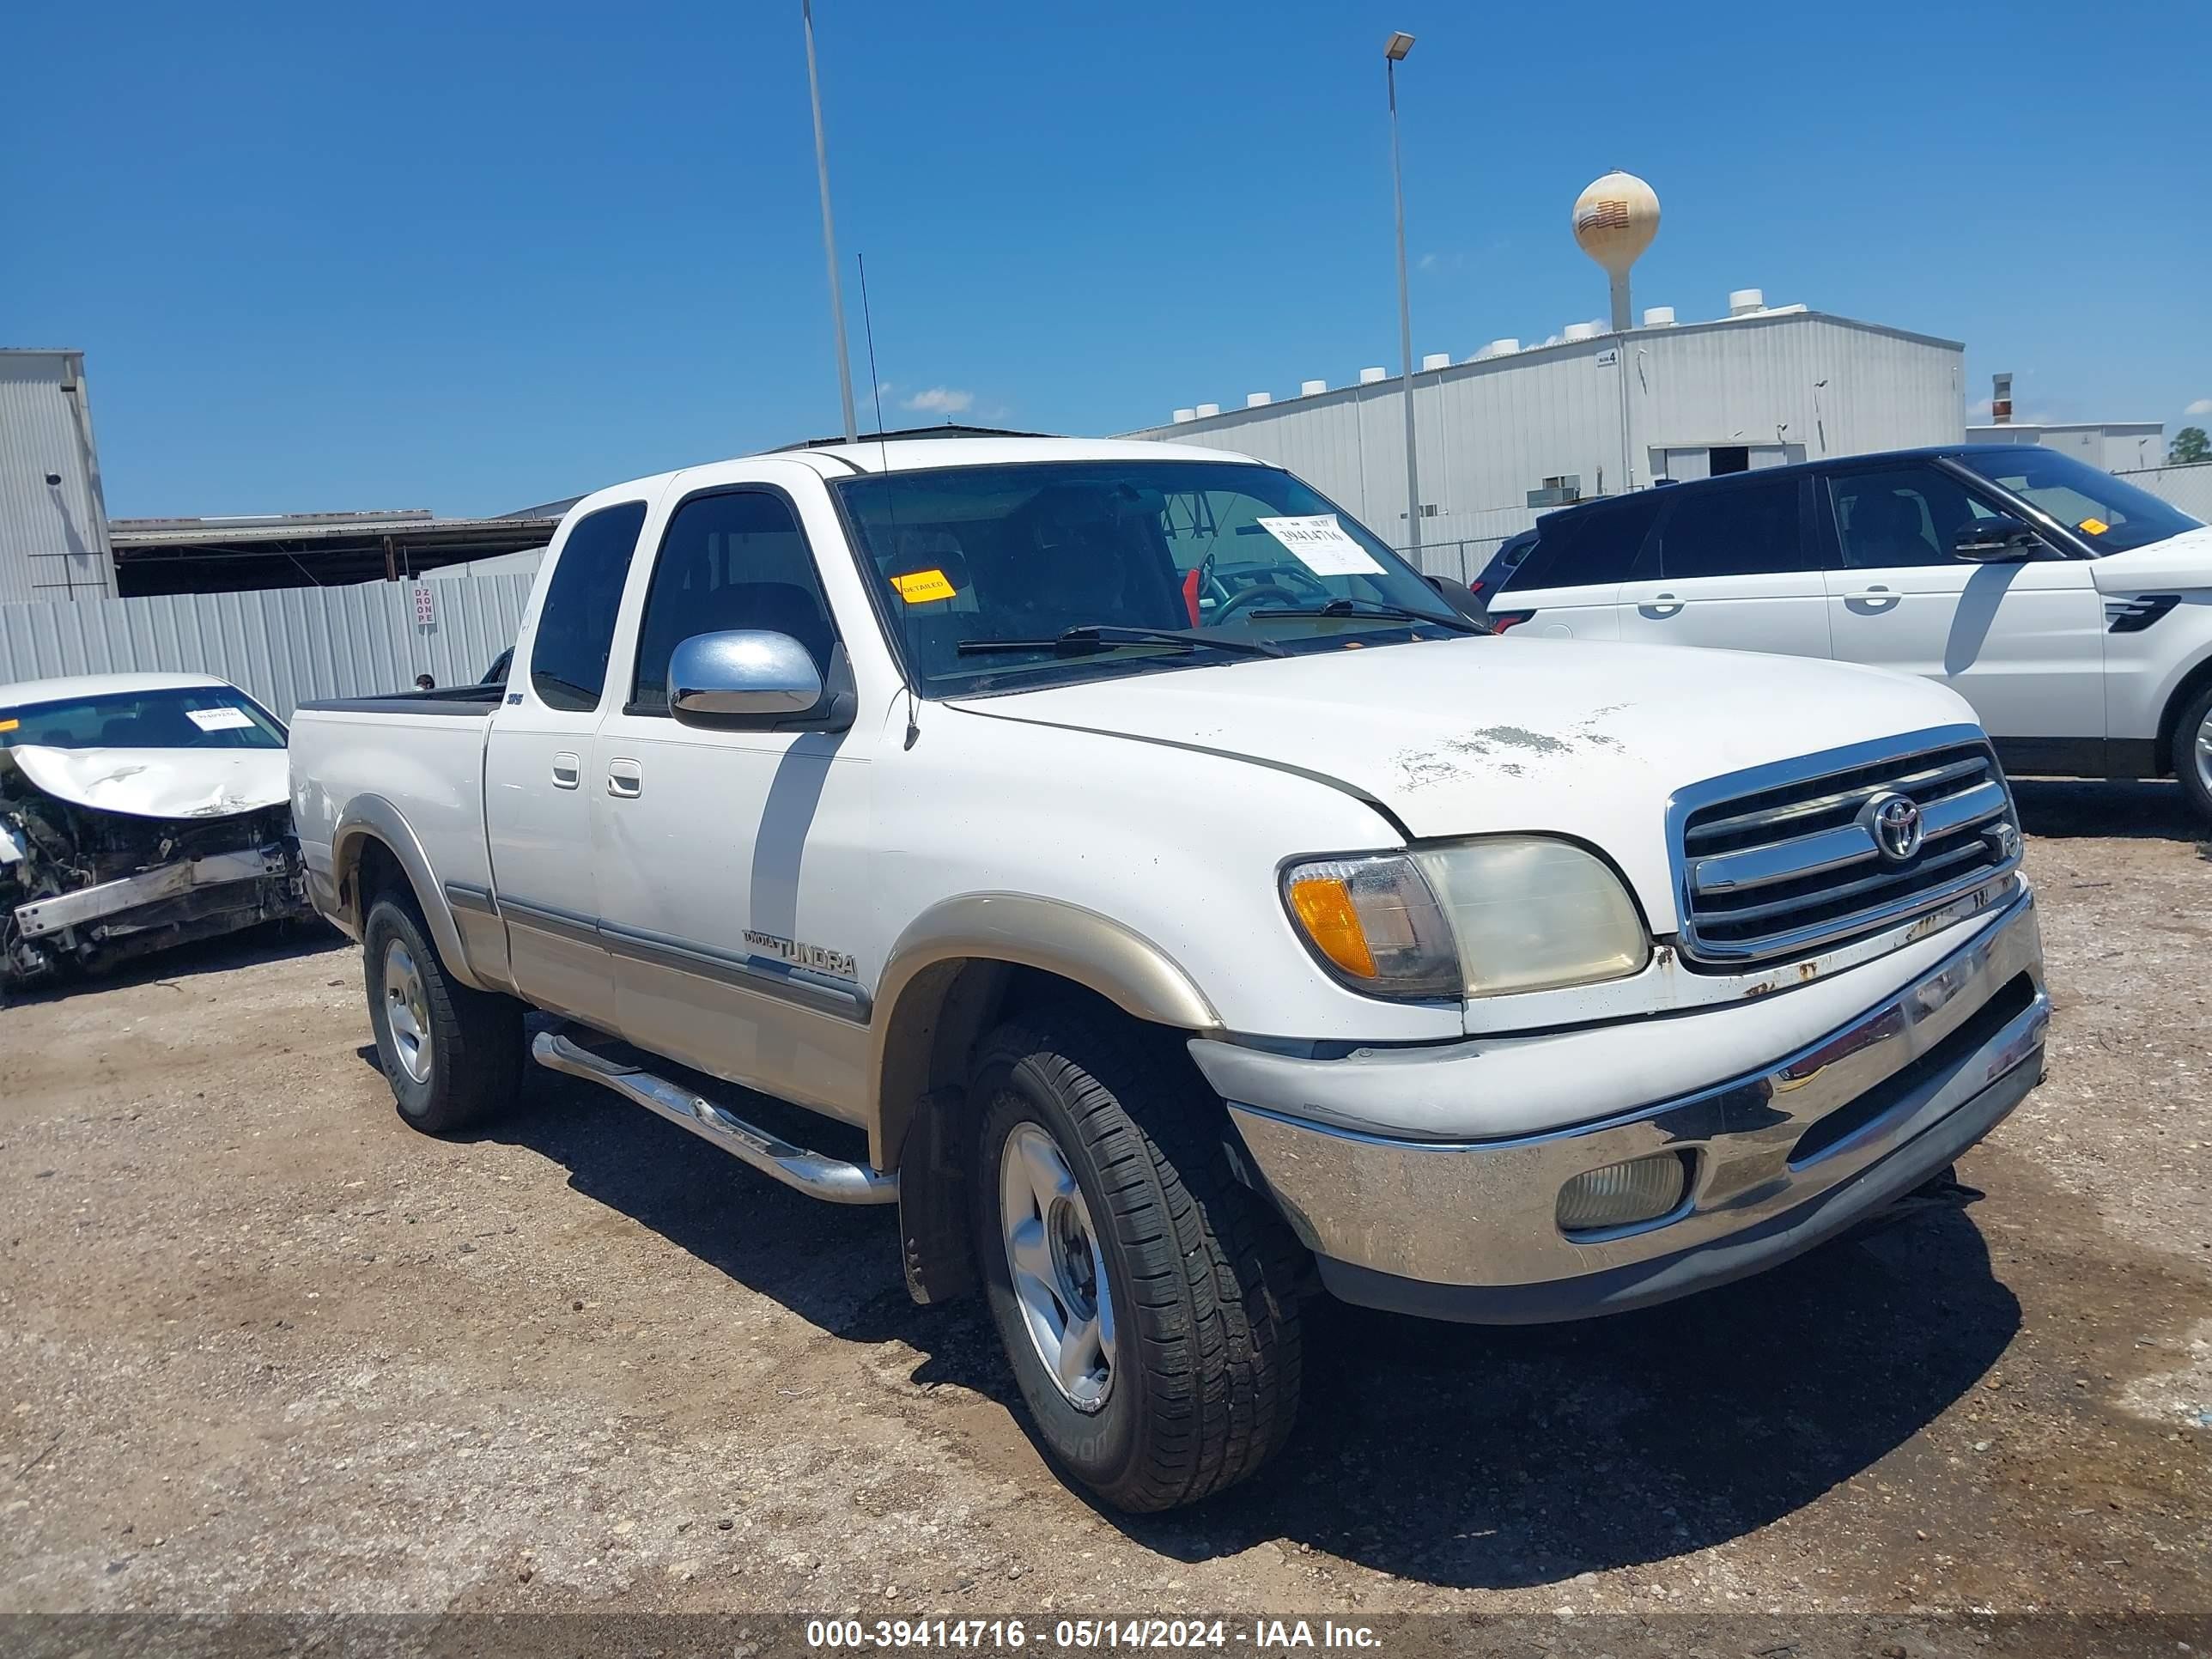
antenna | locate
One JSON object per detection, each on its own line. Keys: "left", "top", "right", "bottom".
{"left": 857, "top": 252, "right": 920, "bottom": 750}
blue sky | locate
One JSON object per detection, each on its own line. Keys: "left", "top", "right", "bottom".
{"left": 5, "top": 0, "right": 2207, "bottom": 518}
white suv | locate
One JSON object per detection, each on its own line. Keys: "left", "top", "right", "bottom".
{"left": 1487, "top": 446, "right": 2212, "bottom": 822}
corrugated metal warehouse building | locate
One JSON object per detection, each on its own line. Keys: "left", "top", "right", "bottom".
{"left": 1125, "top": 298, "right": 1966, "bottom": 581}
{"left": 0, "top": 349, "right": 117, "bottom": 605}
{"left": 1966, "top": 420, "right": 2167, "bottom": 475}
{"left": 0, "top": 568, "right": 535, "bottom": 718}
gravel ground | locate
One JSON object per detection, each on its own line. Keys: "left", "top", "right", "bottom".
{"left": 1, "top": 781, "right": 2205, "bottom": 1651}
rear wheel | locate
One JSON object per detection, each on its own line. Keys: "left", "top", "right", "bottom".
{"left": 969, "top": 1006, "right": 1304, "bottom": 1512}
{"left": 2175, "top": 682, "right": 2212, "bottom": 827}
{"left": 363, "top": 896, "right": 523, "bottom": 1133}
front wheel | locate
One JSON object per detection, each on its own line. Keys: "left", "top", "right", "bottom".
{"left": 363, "top": 896, "right": 523, "bottom": 1133}
{"left": 2174, "top": 682, "right": 2212, "bottom": 827}
{"left": 969, "top": 1006, "right": 1304, "bottom": 1512}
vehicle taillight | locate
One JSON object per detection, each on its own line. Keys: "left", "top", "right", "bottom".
{"left": 1489, "top": 611, "right": 1534, "bottom": 633}
{"left": 1468, "top": 580, "right": 1486, "bottom": 596}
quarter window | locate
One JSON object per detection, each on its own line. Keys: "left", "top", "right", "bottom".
{"left": 1829, "top": 466, "right": 1996, "bottom": 568}
{"left": 631, "top": 490, "right": 838, "bottom": 710}
{"left": 530, "top": 501, "right": 648, "bottom": 713}
{"left": 1652, "top": 477, "right": 1808, "bottom": 578}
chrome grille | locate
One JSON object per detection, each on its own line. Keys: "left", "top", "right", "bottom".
{"left": 1673, "top": 732, "right": 2021, "bottom": 968}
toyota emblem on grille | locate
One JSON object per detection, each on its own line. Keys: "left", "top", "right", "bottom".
{"left": 1865, "top": 792, "right": 1925, "bottom": 863}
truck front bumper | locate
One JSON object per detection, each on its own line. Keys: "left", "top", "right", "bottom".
{"left": 1194, "top": 884, "right": 2047, "bottom": 1324}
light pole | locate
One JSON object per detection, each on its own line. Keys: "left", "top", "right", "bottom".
{"left": 1385, "top": 31, "right": 1421, "bottom": 557}
{"left": 803, "top": 0, "right": 858, "bottom": 442}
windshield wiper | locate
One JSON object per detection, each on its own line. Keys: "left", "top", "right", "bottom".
{"left": 956, "top": 624, "right": 1286, "bottom": 659}
{"left": 1245, "top": 597, "right": 1480, "bottom": 634}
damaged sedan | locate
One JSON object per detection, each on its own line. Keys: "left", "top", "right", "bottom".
{"left": 0, "top": 673, "right": 309, "bottom": 991}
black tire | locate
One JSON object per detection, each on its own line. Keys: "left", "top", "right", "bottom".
{"left": 362, "top": 895, "right": 523, "bottom": 1134}
{"left": 2173, "top": 681, "right": 2212, "bottom": 827}
{"left": 968, "top": 1004, "right": 1304, "bottom": 1512}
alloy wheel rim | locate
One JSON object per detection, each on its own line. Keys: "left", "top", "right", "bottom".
{"left": 383, "top": 942, "right": 433, "bottom": 1085}
{"left": 999, "top": 1121, "right": 1115, "bottom": 1413}
{"left": 2197, "top": 707, "right": 2212, "bottom": 796}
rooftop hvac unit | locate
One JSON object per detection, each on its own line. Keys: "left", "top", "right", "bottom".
{"left": 1527, "top": 475, "right": 1583, "bottom": 509}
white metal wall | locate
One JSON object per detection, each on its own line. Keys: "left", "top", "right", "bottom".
{"left": 2119, "top": 461, "right": 2212, "bottom": 523}
{"left": 0, "top": 351, "right": 117, "bottom": 605}
{"left": 0, "top": 574, "right": 534, "bottom": 720}
{"left": 1967, "top": 422, "right": 2167, "bottom": 474}
{"left": 1127, "top": 310, "right": 1964, "bottom": 581}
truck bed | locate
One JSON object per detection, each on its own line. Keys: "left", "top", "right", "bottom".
{"left": 294, "top": 684, "right": 505, "bottom": 718}
{"left": 287, "top": 688, "right": 505, "bottom": 930}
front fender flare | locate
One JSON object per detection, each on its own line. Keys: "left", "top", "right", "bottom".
{"left": 869, "top": 892, "right": 1222, "bottom": 1170}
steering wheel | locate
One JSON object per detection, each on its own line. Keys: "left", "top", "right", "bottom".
{"left": 1206, "top": 583, "right": 1304, "bottom": 625}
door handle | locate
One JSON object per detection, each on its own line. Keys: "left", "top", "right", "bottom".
{"left": 550, "top": 752, "right": 581, "bottom": 790}
{"left": 1640, "top": 592, "right": 1684, "bottom": 617}
{"left": 1844, "top": 586, "right": 1899, "bottom": 606}
{"left": 607, "top": 757, "right": 642, "bottom": 799}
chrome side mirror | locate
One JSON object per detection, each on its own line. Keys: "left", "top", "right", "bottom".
{"left": 668, "top": 630, "right": 823, "bottom": 723}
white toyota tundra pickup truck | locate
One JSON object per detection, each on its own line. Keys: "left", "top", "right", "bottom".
{"left": 289, "top": 435, "right": 2051, "bottom": 1512}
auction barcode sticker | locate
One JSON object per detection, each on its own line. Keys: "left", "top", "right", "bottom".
{"left": 1255, "top": 514, "right": 1384, "bottom": 577}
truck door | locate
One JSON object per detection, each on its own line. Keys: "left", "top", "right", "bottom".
{"left": 482, "top": 497, "right": 650, "bottom": 1023}
{"left": 586, "top": 480, "right": 877, "bottom": 1127}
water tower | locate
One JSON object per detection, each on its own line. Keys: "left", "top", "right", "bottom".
{"left": 1573, "top": 170, "right": 1660, "bottom": 333}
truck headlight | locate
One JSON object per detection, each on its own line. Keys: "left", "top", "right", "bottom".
{"left": 1284, "top": 838, "right": 1649, "bottom": 1000}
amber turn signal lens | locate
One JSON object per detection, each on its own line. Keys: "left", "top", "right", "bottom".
{"left": 1287, "top": 876, "right": 1376, "bottom": 980}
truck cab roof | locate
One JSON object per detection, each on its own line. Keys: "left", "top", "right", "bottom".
{"left": 566, "top": 437, "right": 1267, "bottom": 520}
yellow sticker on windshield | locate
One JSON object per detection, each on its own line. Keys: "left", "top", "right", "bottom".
{"left": 890, "top": 568, "right": 957, "bottom": 604}
{"left": 0, "top": 719, "right": 15, "bottom": 732}
{"left": 2078, "top": 516, "right": 2109, "bottom": 535}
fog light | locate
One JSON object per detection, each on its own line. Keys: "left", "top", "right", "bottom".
{"left": 1556, "top": 1152, "right": 1689, "bottom": 1233}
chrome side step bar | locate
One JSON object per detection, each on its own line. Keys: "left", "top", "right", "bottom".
{"left": 530, "top": 1031, "right": 897, "bottom": 1206}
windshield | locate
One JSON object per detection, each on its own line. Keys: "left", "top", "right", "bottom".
{"left": 0, "top": 685, "right": 287, "bottom": 751}
{"left": 1958, "top": 449, "right": 2202, "bottom": 555}
{"left": 832, "top": 460, "right": 1470, "bottom": 695}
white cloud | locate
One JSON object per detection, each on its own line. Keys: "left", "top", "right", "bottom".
{"left": 903, "top": 386, "right": 974, "bottom": 415}
{"left": 1967, "top": 397, "right": 1994, "bottom": 418}
{"left": 2185, "top": 398, "right": 2212, "bottom": 416}
{"left": 1416, "top": 252, "right": 1438, "bottom": 273}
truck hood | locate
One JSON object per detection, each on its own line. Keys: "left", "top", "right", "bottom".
{"left": 3, "top": 744, "right": 292, "bottom": 820}
{"left": 956, "top": 636, "right": 1976, "bottom": 928}
{"left": 2087, "top": 523, "right": 2212, "bottom": 592}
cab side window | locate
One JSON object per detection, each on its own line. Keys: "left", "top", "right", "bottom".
{"left": 631, "top": 489, "right": 839, "bottom": 711}
{"left": 1829, "top": 465, "right": 1997, "bottom": 568}
{"left": 1651, "top": 477, "right": 1811, "bottom": 579}
{"left": 530, "top": 501, "right": 649, "bottom": 712}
